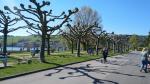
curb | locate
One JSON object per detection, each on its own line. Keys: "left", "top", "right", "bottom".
{"left": 0, "top": 57, "right": 99, "bottom": 81}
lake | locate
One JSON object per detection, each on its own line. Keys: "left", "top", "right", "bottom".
{"left": 0, "top": 47, "right": 38, "bottom": 51}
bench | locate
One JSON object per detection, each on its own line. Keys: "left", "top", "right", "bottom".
{"left": 0, "top": 55, "right": 7, "bottom": 67}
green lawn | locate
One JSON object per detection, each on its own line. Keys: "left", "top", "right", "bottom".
{"left": 0, "top": 50, "right": 123, "bottom": 79}
{"left": 0, "top": 51, "right": 100, "bottom": 79}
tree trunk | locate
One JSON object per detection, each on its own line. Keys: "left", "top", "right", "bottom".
{"left": 86, "top": 41, "right": 89, "bottom": 50}
{"left": 71, "top": 40, "right": 74, "bottom": 54}
{"left": 117, "top": 43, "right": 120, "bottom": 53}
{"left": 2, "top": 26, "right": 8, "bottom": 67}
{"left": 82, "top": 42, "right": 87, "bottom": 51}
{"left": 108, "top": 40, "right": 110, "bottom": 50}
{"left": 118, "top": 43, "right": 121, "bottom": 53}
{"left": 121, "top": 43, "right": 123, "bottom": 53}
{"left": 3, "top": 34, "right": 7, "bottom": 54}
{"left": 3, "top": 26, "right": 8, "bottom": 55}
{"left": 40, "top": 34, "right": 46, "bottom": 62}
{"left": 47, "top": 34, "right": 50, "bottom": 55}
{"left": 113, "top": 42, "right": 116, "bottom": 53}
{"left": 96, "top": 38, "right": 100, "bottom": 55}
{"left": 77, "top": 38, "right": 81, "bottom": 57}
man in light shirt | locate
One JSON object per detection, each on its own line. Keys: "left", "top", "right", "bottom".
{"left": 140, "top": 48, "right": 149, "bottom": 73}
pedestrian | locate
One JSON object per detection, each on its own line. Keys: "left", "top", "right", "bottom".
{"left": 140, "top": 48, "right": 149, "bottom": 73}
{"left": 147, "top": 48, "right": 150, "bottom": 68}
{"left": 102, "top": 47, "right": 108, "bottom": 63}
{"left": 87, "top": 48, "right": 94, "bottom": 55}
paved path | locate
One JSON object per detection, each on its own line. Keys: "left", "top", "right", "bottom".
{"left": 1, "top": 51, "right": 150, "bottom": 84}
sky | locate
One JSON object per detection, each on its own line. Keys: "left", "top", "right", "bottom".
{"left": 0, "top": 0, "right": 150, "bottom": 36}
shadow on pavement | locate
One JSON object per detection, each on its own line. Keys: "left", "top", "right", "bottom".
{"left": 45, "top": 62, "right": 119, "bottom": 84}
{"left": 44, "top": 55, "right": 145, "bottom": 84}
{"left": 92, "top": 69, "right": 146, "bottom": 78}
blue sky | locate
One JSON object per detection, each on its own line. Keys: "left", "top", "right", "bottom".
{"left": 0, "top": 0, "right": 150, "bottom": 36}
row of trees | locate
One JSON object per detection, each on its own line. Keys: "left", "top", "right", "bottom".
{"left": 0, "top": 0, "right": 78, "bottom": 62}
{"left": 0, "top": 0, "right": 133, "bottom": 62}
{"left": 60, "top": 6, "right": 130, "bottom": 57}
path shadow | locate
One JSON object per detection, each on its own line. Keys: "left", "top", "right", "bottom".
{"left": 92, "top": 69, "right": 145, "bottom": 78}
{"left": 45, "top": 68, "right": 63, "bottom": 76}
{"left": 95, "top": 59, "right": 128, "bottom": 66}
{"left": 64, "top": 66, "right": 119, "bottom": 84}
{"left": 45, "top": 62, "right": 119, "bottom": 84}
{"left": 44, "top": 60, "right": 145, "bottom": 84}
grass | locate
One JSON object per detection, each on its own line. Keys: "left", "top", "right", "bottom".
{"left": 0, "top": 50, "right": 128, "bottom": 79}
{"left": 0, "top": 51, "right": 100, "bottom": 79}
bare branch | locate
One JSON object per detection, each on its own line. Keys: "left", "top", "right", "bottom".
{"left": 8, "top": 18, "right": 20, "bottom": 26}
{"left": 8, "top": 26, "right": 27, "bottom": 33}
{"left": 48, "top": 11, "right": 65, "bottom": 18}
{"left": 20, "top": 4, "right": 40, "bottom": 20}
{"left": 26, "top": 30, "right": 41, "bottom": 36}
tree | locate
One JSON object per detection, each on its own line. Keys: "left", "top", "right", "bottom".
{"left": 129, "top": 34, "right": 138, "bottom": 50}
{"left": 5, "top": 0, "right": 78, "bottom": 62}
{"left": 110, "top": 32, "right": 116, "bottom": 53}
{"left": 61, "top": 30, "right": 76, "bottom": 54}
{"left": 66, "top": 6, "right": 99, "bottom": 57}
{"left": 0, "top": 10, "right": 25, "bottom": 55}
{"left": 46, "top": 31, "right": 54, "bottom": 55}
{"left": 91, "top": 27, "right": 105, "bottom": 55}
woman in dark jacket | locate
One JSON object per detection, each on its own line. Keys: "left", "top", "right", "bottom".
{"left": 102, "top": 47, "right": 108, "bottom": 63}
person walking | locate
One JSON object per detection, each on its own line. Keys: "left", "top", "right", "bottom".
{"left": 102, "top": 47, "right": 108, "bottom": 63}
{"left": 140, "top": 48, "right": 149, "bottom": 73}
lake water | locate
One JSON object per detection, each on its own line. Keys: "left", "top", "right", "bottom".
{"left": 7, "top": 47, "right": 27, "bottom": 51}
{"left": 0, "top": 47, "right": 37, "bottom": 51}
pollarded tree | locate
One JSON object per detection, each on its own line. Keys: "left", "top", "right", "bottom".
{"left": 67, "top": 23, "right": 99, "bottom": 57}
{"left": 61, "top": 29, "right": 76, "bottom": 54}
{"left": 0, "top": 10, "right": 25, "bottom": 55}
{"left": 4, "top": 0, "right": 78, "bottom": 62}
{"left": 81, "top": 31, "right": 96, "bottom": 51}
{"left": 46, "top": 31, "right": 54, "bottom": 55}
{"left": 91, "top": 27, "right": 105, "bottom": 55}
{"left": 67, "top": 6, "right": 99, "bottom": 57}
